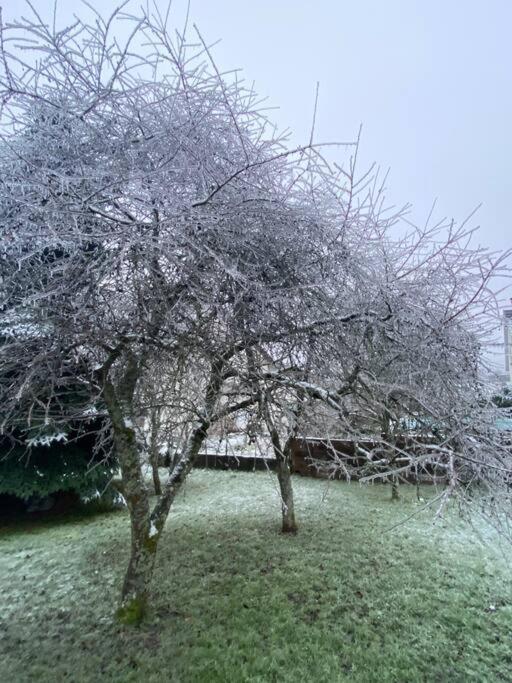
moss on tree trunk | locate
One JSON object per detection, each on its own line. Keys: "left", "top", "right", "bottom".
{"left": 117, "top": 530, "right": 158, "bottom": 624}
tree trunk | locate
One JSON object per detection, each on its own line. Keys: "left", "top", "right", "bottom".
{"left": 149, "top": 411, "right": 162, "bottom": 495}
{"left": 118, "top": 516, "right": 158, "bottom": 624}
{"left": 151, "top": 459, "right": 162, "bottom": 495}
{"left": 112, "top": 422, "right": 159, "bottom": 624}
{"left": 264, "top": 408, "right": 298, "bottom": 533}
{"left": 102, "top": 362, "right": 160, "bottom": 624}
{"left": 391, "top": 475, "right": 400, "bottom": 501}
{"left": 261, "top": 390, "right": 303, "bottom": 534}
{"left": 276, "top": 453, "right": 297, "bottom": 533}
{"left": 116, "top": 421, "right": 206, "bottom": 624}
{"left": 101, "top": 355, "right": 222, "bottom": 624}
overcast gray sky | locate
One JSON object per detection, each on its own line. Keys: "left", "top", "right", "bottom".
{"left": 6, "top": 0, "right": 512, "bottom": 367}
{"left": 193, "top": 1, "right": 511, "bottom": 253}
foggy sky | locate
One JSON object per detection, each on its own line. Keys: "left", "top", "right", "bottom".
{"left": 5, "top": 0, "right": 512, "bottom": 369}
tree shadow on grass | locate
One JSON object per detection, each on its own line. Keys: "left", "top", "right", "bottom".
{"left": 0, "top": 497, "right": 124, "bottom": 536}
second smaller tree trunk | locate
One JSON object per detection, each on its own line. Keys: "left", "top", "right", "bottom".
{"left": 391, "top": 474, "right": 400, "bottom": 501}
{"left": 151, "top": 461, "right": 162, "bottom": 496}
{"left": 275, "top": 452, "right": 297, "bottom": 533}
{"left": 264, "top": 407, "right": 298, "bottom": 534}
{"left": 262, "top": 391, "right": 303, "bottom": 534}
{"left": 149, "top": 412, "right": 162, "bottom": 495}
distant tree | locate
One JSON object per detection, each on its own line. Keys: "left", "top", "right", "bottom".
{"left": 0, "top": 263, "right": 116, "bottom": 508}
{"left": 0, "top": 418, "right": 116, "bottom": 508}
{"left": 492, "top": 388, "right": 512, "bottom": 409}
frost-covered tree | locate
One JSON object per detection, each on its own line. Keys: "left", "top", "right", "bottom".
{"left": 298, "top": 218, "right": 512, "bottom": 512}
{"left": 0, "top": 3, "right": 365, "bottom": 621}
{"left": 0, "top": 3, "right": 509, "bottom": 625}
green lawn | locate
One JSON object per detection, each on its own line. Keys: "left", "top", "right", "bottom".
{"left": 1, "top": 470, "right": 511, "bottom": 682}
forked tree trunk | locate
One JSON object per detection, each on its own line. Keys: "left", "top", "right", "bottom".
{"left": 114, "top": 422, "right": 208, "bottom": 623}
{"left": 101, "top": 356, "right": 222, "bottom": 624}
{"left": 114, "top": 424, "right": 206, "bottom": 623}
